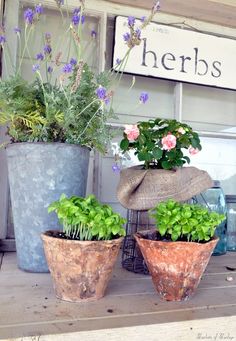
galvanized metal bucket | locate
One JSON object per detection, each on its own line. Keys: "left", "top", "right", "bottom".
{"left": 6, "top": 142, "right": 90, "bottom": 272}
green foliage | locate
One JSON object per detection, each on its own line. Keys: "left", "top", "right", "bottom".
{"left": 48, "top": 194, "right": 126, "bottom": 241}
{"left": 150, "top": 199, "right": 225, "bottom": 242}
{"left": 120, "top": 118, "right": 202, "bottom": 169}
{"left": 0, "top": 66, "right": 115, "bottom": 153}
{"left": 0, "top": 76, "right": 44, "bottom": 140}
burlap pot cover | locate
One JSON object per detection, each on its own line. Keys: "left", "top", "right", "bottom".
{"left": 117, "top": 166, "right": 213, "bottom": 210}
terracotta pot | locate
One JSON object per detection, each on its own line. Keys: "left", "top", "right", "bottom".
{"left": 42, "top": 231, "right": 123, "bottom": 302}
{"left": 134, "top": 230, "right": 218, "bottom": 301}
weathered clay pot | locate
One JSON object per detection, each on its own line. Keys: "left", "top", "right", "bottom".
{"left": 134, "top": 230, "right": 218, "bottom": 301}
{"left": 42, "top": 231, "right": 123, "bottom": 302}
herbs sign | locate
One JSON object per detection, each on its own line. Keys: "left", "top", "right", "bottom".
{"left": 113, "top": 16, "right": 236, "bottom": 90}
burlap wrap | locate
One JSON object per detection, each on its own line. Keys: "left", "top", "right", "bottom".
{"left": 117, "top": 166, "right": 213, "bottom": 210}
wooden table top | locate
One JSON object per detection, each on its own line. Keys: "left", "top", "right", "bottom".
{"left": 0, "top": 252, "right": 236, "bottom": 340}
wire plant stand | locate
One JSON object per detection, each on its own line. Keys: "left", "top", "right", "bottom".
{"left": 122, "top": 209, "right": 155, "bottom": 275}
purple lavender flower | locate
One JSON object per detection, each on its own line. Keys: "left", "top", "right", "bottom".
{"left": 62, "top": 63, "right": 73, "bottom": 73}
{"left": 91, "top": 30, "right": 97, "bottom": 38}
{"left": 0, "top": 35, "right": 6, "bottom": 44}
{"left": 141, "top": 16, "right": 146, "bottom": 23}
{"left": 96, "top": 86, "right": 107, "bottom": 101}
{"left": 135, "top": 28, "right": 141, "bottom": 39}
{"left": 72, "top": 14, "right": 80, "bottom": 25}
{"left": 139, "top": 92, "right": 149, "bottom": 104}
{"left": 70, "top": 58, "right": 77, "bottom": 66}
{"left": 105, "top": 97, "right": 110, "bottom": 105}
{"left": 128, "top": 16, "right": 135, "bottom": 27}
{"left": 112, "top": 164, "right": 121, "bottom": 173}
{"left": 47, "top": 66, "right": 53, "bottom": 73}
{"left": 32, "top": 64, "right": 40, "bottom": 72}
{"left": 123, "top": 32, "right": 130, "bottom": 42}
{"left": 14, "top": 27, "right": 21, "bottom": 34}
{"left": 36, "top": 52, "right": 44, "bottom": 61}
{"left": 24, "top": 8, "right": 35, "bottom": 25}
{"left": 116, "top": 58, "right": 121, "bottom": 65}
{"left": 43, "top": 44, "right": 52, "bottom": 55}
{"left": 72, "top": 14, "right": 85, "bottom": 26}
{"left": 35, "top": 4, "right": 43, "bottom": 14}
{"left": 153, "top": 0, "right": 161, "bottom": 12}
{"left": 73, "top": 8, "right": 80, "bottom": 15}
{"left": 58, "top": 0, "right": 64, "bottom": 4}
{"left": 45, "top": 32, "right": 51, "bottom": 40}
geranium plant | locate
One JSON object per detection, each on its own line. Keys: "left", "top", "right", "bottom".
{"left": 150, "top": 199, "right": 225, "bottom": 242}
{"left": 120, "top": 118, "right": 202, "bottom": 169}
{"left": 0, "top": 1, "right": 160, "bottom": 153}
{"left": 48, "top": 194, "right": 126, "bottom": 240}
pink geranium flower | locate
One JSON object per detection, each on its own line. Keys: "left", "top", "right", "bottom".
{"left": 189, "top": 147, "right": 199, "bottom": 155}
{"left": 124, "top": 124, "right": 140, "bottom": 141}
{"left": 161, "top": 133, "right": 176, "bottom": 151}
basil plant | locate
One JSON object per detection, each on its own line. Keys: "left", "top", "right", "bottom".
{"left": 150, "top": 199, "right": 225, "bottom": 242}
{"left": 48, "top": 194, "right": 126, "bottom": 241}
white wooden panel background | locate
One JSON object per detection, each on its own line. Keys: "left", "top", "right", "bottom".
{"left": 189, "top": 137, "right": 236, "bottom": 195}
{"left": 182, "top": 83, "right": 236, "bottom": 132}
{"left": 19, "top": 9, "right": 100, "bottom": 79}
{"left": 0, "top": 0, "right": 236, "bottom": 241}
{"left": 110, "top": 75, "right": 175, "bottom": 123}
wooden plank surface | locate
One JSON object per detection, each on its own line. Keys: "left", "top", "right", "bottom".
{"left": 0, "top": 253, "right": 3, "bottom": 270}
{"left": 10, "top": 316, "right": 236, "bottom": 341}
{"left": 0, "top": 252, "right": 236, "bottom": 339}
{"left": 104, "top": 0, "right": 236, "bottom": 29}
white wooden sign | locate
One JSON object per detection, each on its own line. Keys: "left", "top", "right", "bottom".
{"left": 113, "top": 16, "right": 236, "bottom": 91}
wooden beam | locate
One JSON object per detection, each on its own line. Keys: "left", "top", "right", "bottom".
{"left": 0, "top": 0, "right": 8, "bottom": 240}
{"left": 0, "top": 0, "right": 19, "bottom": 241}
{"left": 103, "top": 0, "right": 154, "bottom": 10}
{"left": 0, "top": 0, "right": 4, "bottom": 23}
{"left": 174, "top": 83, "right": 183, "bottom": 122}
{"left": 0, "top": 130, "right": 9, "bottom": 240}
{"left": 0, "top": 239, "right": 16, "bottom": 252}
{"left": 20, "top": 0, "right": 236, "bottom": 39}
{"left": 104, "top": 0, "right": 236, "bottom": 29}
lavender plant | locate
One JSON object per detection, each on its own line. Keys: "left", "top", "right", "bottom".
{"left": 0, "top": 1, "right": 160, "bottom": 153}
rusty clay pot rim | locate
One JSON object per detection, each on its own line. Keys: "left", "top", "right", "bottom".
{"left": 41, "top": 230, "right": 124, "bottom": 246}
{"left": 134, "top": 229, "right": 219, "bottom": 247}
